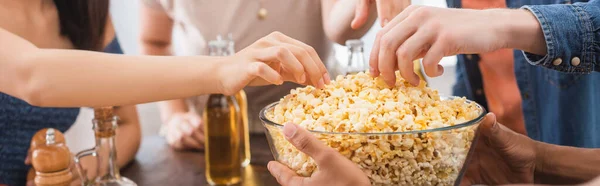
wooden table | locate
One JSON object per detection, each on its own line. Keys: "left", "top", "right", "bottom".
{"left": 121, "top": 134, "right": 280, "bottom": 186}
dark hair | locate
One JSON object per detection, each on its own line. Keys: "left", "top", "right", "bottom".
{"left": 53, "top": 0, "right": 109, "bottom": 51}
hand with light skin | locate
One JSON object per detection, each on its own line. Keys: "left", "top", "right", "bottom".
{"left": 219, "top": 31, "right": 331, "bottom": 95}
{"left": 267, "top": 123, "right": 371, "bottom": 186}
{"left": 351, "top": 0, "right": 412, "bottom": 29}
{"left": 369, "top": 5, "right": 547, "bottom": 86}
{"left": 161, "top": 112, "right": 205, "bottom": 150}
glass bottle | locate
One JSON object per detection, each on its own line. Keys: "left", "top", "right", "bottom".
{"left": 234, "top": 90, "right": 250, "bottom": 167}
{"left": 345, "top": 39, "right": 368, "bottom": 75}
{"left": 75, "top": 107, "right": 136, "bottom": 186}
{"left": 203, "top": 94, "right": 242, "bottom": 185}
{"left": 413, "top": 60, "right": 429, "bottom": 85}
{"left": 210, "top": 37, "right": 251, "bottom": 167}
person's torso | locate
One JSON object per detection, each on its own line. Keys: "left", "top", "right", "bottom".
{"left": 156, "top": 0, "right": 333, "bottom": 132}
{"left": 159, "top": 0, "right": 332, "bottom": 59}
{"left": 450, "top": 0, "right": 600, "bottom": 148}
{"left": 461, "top": 0, "right": 526, "bottom": 134}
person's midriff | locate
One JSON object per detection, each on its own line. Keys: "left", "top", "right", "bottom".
{"left": 462, "top": 0, "right": 526, "bottom": 134}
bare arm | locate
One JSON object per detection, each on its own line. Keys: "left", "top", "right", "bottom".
{"left": 0, "top": 28, "right": 329, "bottom": 108}
{"left": 534, "top": 142, "right": 600, "bottom": 184}
{"left": 0, "top": 27, "right": 223, "bottom": 107}
{"left": 114, "top": 105, "right": 141, "bottom": 167}
{"left": 321, "top": 0, "right": 377, "bottom": 45}
{"left": 139, "top": 3, "right": 189, "bottom": 122}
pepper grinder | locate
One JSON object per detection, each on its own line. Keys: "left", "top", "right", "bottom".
{"left": 30, "top": 128, "right": 73, "bottom": 186}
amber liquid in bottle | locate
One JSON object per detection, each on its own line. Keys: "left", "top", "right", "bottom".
{"left": 204, "top": 94, "right": 241, "bottom": 185}
{"left": 234, "top": 90, "right": 251, "bottom": 167}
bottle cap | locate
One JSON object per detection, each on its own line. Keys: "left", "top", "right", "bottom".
{"left": 345, "top": 39, "right": 364, "bottom": 47}
{"left": 94, "top": 107, "right": 115, "bottom": 120}
{"left": 208, "top": 40, "right": 228, "bottom": 48}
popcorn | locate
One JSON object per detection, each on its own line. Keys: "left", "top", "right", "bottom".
{"left": 265, "top": 71, "right": 481, "bottom": 186}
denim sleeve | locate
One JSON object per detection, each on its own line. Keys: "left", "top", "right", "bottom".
{"left": 521, "top": 0, "right": 600, "bottom": 73}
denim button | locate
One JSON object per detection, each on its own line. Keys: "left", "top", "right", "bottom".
{"left": 571, "top": 57, "right": 581, "bottom": 66}
{"left": 552, "top": 58, "right": 563, "bottom": 66}
{"left": 466, "top": 54, "right": 473, "bottom": 60}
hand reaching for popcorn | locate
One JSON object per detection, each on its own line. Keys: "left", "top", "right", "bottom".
{"left": 267, "top": 123, "right": 371, "bottom": 186}
{"left": 369, "top": 6, "right": 546, "bottom": 86}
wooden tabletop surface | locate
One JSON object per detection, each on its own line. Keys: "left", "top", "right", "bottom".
{"left": 121, "top": 134, "right": 279, "bottom": 186}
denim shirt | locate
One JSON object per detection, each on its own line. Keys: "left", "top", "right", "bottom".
{"left": 448, "top": 0, "right": 600, "bottom": 148}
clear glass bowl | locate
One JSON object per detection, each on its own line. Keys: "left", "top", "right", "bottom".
{"left": 259, "top": 96, "right": 486, "bottom": 186}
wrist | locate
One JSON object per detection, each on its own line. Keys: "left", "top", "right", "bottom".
{"left": 497, "top": 9, "right": 547, "bottom": 55}
{"left": 200, "top": 56, "right": 229, "bottom": 95}
{"left": 533, "top": 140, "right": 550, "bottom": 175}
{"left": 215, "top": 55, "right": 236, "bottom": 95}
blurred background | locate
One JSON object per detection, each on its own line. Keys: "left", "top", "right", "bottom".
{"left": 65, "top": 0, "right": 457, "bottom": 152}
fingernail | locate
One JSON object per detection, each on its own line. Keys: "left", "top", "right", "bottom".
{"left": 383, "top": 76, "right": 394, "bottom": 87}
{"left": 283, "top": 123, "right": 298, "bottom": 138}
{"left": 382, "top": 19, "right": 389, "bottom": 27}
{"left": 299, "top": 74, "right": 306, "bottom": 83}
{"left": 267, "top": 161, "right": 273, "bottom": 171}
{"left": 317, "top": 78, "right": 325, "bottom": 88}
{"left": 411, "top": 80, "right": 419, "bottom": 87}
{"left": 323, "top": 73, "right": 331, "bottom": 84}
{"left": 437, "top": 66, "right": 444, "bottom": 76}
{"left": 488, "top": 113, "right": 499, "bottom": 130}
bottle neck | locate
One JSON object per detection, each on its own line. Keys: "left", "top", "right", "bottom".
{"left": 347, "top": 46, "right": 367, "bottom": 73}
{"left": 93, "top": 117, "right": 121, "bottom": 182}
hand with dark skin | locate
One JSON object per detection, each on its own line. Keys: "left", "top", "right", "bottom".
{"left": 463, "top": 113, "right": 600, "bottom": 185}
{"left": 461, "top": 113, "right": 536, "bottom": 185}
{"left": 267, "top": 113, "right": 600, "bottom": 186}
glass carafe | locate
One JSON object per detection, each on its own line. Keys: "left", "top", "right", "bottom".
{"left": 75, "top": 107, "right": 136, "bottom": 186}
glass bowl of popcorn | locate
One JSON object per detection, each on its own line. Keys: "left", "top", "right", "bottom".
{"left": 259, "top": 72, "right": 486, "bottom": 186}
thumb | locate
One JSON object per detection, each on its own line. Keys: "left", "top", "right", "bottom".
{"left": 351, "top": 0, "right": 371, "bottom": 29}
{"left": 248, "top": 62, "right": 283, "bottom": 86}
{"left": 267, "top": 161, "right": 306, "bottom": 186}
{"left": 283, "top": 123, "right": 335, "bottom": 165}
{"left": 479, "top": 113, "right": 518, "bottom": 149}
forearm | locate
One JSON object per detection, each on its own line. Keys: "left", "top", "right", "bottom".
{"left": 114, "top": 105, "right": 141, "bottom": 168}
{"left": 140, "top": 37, "right": 190, "bottom": 123}
{"left": 322, "top": 0, "right": 377, "bottom": 45}
{"left": 8, "top": 48, "right": 224, "bottom": 107}
{"left": 534, "top": 141, "right": 600, "bottom": 184}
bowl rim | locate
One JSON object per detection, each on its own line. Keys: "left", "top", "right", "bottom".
{"left": 259, "top": 96, "right": 487, "bottom": 135}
